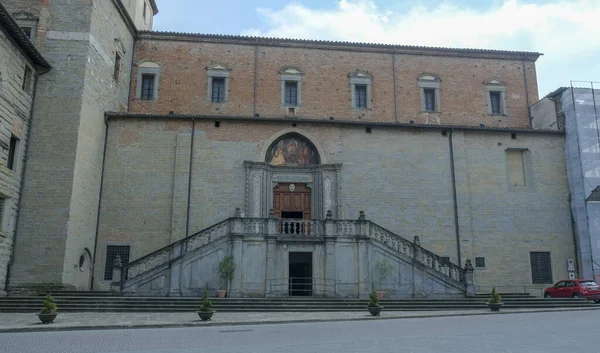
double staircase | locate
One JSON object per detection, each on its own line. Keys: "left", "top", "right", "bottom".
{"left": 0, "top": 291, "right": 597, "bottom": 312}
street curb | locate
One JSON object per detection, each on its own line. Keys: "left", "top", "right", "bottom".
{"left": 1, "top": 307, "right": 599, "bottom": 333}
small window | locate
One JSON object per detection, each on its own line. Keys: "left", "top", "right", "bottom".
{"left": 424, "top": 88, "right": 436, "bottom": 112}
{"left": 22, "top": 66, "right": 32, "bottom": 92}
{"left": 113, "top": 53, "right": 122, "bottom": 82}
{"left": 211, "top": 77, "right": 226, "bottom": 103}
{"left": 21, "top": 27, "right": 33, "bottom": 40}
{"left": 475, "top": 257, "right": 486, "bottom": 268}
{"left": 506, "top": 149, "right": 526, "bottom": 186}
{"left": 104, "top": 245, "right": 130, "bottom": 280}
{"left": 355, "top": 84, "right": 367, "bottom": 109}
{"left": 490, "top": 91, "right": 503, "bottom": 115}
{"left": 530, "top": 252, "right": 552, "bottom": 284}
{"left": 284, "top": 81, "right": 298, "bottom": 106}
{"left": 141, "top": 74, "right": 155, "bottom": 100}
{"left": 0, "top": 198, "right": 5, "bottom": 232}
{"left": 143, "top": 2, "right": 147, "bottom": 20}
{"left": 7, "top": 135, "right": 19, "bottom": 171}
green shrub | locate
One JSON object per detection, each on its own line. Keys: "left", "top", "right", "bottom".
{"left": 40, "top": 294, "right": 57, "bottom": 314}
{"left": 368, "top": 291, "right": 380, "bottom": 308}
{"left": 488, "top": 286, "right": 502, "bottom": 304}
{"left": 199, "top": 289, "right": 212, "bottom": 312}
{"left": 218, "top": 256, "right": 235, "bottom": 289}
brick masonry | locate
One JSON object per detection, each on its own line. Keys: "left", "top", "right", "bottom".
{"left": 129, "top": 35, "right": 538, "bottom": 128}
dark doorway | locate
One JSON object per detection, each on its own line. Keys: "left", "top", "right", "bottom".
{"left": 289, "top": 252, "right": 312, "bottom": 296}
{"left": 281, "top": 211, "right": 303, "bottom": 219}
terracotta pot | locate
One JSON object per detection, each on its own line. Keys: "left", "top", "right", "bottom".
{"left": 38, "top": 313, "right": 57, "bottom": 324}
{"left": 197, "top": 311, "right": 214, "bottom": 321}
{"left": 375, "top": 291, "right": 384, "bottom": 299}
{"left": 488, "top": 302, "right": 503, "bottom": 312}
{"left": 368, "top": 306, "right": 383, "bottom": 316}
{"left": 217, "top": 290, "right": 226, "bottom": 298}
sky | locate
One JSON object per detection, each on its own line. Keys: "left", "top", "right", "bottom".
{"left": 152, "top": 0, "right": 600, "bottom": 98}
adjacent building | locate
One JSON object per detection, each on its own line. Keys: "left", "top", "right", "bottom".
{"left": 0, "top": 2, "right": 50, "bottom": 295}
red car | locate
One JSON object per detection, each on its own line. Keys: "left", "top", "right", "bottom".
{"left": 544, "top": 279, "right": 600, "bottom": 302}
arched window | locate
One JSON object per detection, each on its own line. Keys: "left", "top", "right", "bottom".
{"left": 266, "top": 133, "right": 320, "bottom": 166}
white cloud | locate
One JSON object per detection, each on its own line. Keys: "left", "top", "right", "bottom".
{"left": 243, "top": 0, "right": 600, "bottom": 96}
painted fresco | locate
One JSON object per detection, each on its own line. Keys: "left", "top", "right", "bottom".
{"left": 266, "top": 136, "right": 319, "bottom": 166}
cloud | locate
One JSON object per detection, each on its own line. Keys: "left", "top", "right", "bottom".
{"left": 242, "top": 0, "right": 600, "bottom": 96}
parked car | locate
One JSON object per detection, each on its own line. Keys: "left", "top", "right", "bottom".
{"left": 544, "top": 280, "right": 600, "bottom": 302}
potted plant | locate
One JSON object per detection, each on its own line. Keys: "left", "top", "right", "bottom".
{"left": 197, "top": 289, "right": 214, "bottom": 321}
{"left": 367, "top": 290, "right": 383, "bottom": 316}
{"left": 38, "top": 294, "right": 58, "bottom": 324}
{"left": 374, "top": 259, "right": 393, "bottom": 299}
{"left": 217, "top": 256, "right": 235, "bottom": 298}
{"left": 487, "top": 286, "right": 503, "bottom": 311}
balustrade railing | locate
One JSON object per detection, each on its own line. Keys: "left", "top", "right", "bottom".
{"left": 122, "top": 215, "right": 466, "bottom": 290}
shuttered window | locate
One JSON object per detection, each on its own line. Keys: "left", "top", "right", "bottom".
{"left": 141, "top": 74, "right": 155, "bottom": 100}
{"left": 424, "top": 88, "right": 436, "bottom": 112}
{"left": 490, "top": 91, "right": 502, "bottom": 114}
{"left": 355, "top": 84, "right": 367, "bottom": 109}
{"left": 284, "top": 81, "right": 298, "bottom": 106}
{"left": 212, "top": 77, "right": 226, "bottom": 103}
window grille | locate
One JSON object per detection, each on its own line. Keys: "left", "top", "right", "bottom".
{"left": 104, "top": 245, "right": 130, "bottom": 280}
{"left": 284, "top": 81, "right": 298, "bottom": 106}
{"left": 212, "top": 78, "right": 226, "bottom": 102}
{"left": 424, "top": 88, "right": 436, "bottom": 112}
{"left": 530, "top": 252, "right": 552, "bottom": 284}
{"left": 141, "top": 74, "right": 155, "bottom": 100}
{"left": 355, "top": 84, "right": 367, "bottom": 109}
{"left": 475, "top": 257, "right": 486, "bottom": 268}
{"left": 490, "top": 91, "right": 502, "bottom": 114}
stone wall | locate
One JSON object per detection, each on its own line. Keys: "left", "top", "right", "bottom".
{"left": 6, "top": 0, "right": 135, "bottom": 291}
{"left": 0, "top": 22, "right": 38, "bottom": 294}
{"left": 95, "top": 118, "right": 572, "bottom": 293}
{"left": 130, "top": 35, "right": 539, "bottom": 128}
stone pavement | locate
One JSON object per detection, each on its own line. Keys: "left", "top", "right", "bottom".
{"left": 1, "top": 306, "right": 599, "bottom": 333}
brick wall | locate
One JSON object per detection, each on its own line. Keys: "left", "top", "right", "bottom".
{"left": 129, "top": 35, "right": 539, "bottom": 128}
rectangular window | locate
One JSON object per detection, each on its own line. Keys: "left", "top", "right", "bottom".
{"left": 0, "top": 198, "right": 5, "bottom": 233}
{"left": 143, "top": 2, "right": 147, "bottom": 20}
{"left": 7, "top": 135, "right": 19, "bottom": 171}
{"left": 355, "top": 84, "right": 367, "bottom": 109}
{"left": 490, "top": 91, "right": 502, "bottom": 115}
{"left": 506, "top": 150, "right": 526, "bottom": 186}
{"left": 22, "top": 66, "right": 32, "bottom": 92}
{"left": 284, "top": 81, "right": 298, "bottom": 106}
{"left": 141, "top": 74, "right": 155, "bottom": 100}
{"left": 113, "top": 53, "right": 122, "bottom": 82}
{"left": 21, "top": 27, "right": 33, "bottom": 40}
{"left": 530, "top": 252, "right": 552, "bottom": 284}
{"left": 424, "top": 88, "right": 436, "bottom": 112}
{"left": 475, "top": 257, "right": 486, "bottom": 268}
{"left": 104, "top": 245, "right": 130, "bottom": 281}
{"left": 211, "top": 77, "right": 226, "bottom": 103}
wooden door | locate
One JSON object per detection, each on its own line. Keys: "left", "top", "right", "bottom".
{"left": 273, "top": 183, "right": 311, "bottom": 219}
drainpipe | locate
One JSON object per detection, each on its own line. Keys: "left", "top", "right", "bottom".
{"left": 448, "top": 130, "right": 462, "bottom": 265}
{"left": 90, "top": 115, "right": 110, "bottom": 290}
{"left": 185, "top": 119, "right": 196, "bottom": 237}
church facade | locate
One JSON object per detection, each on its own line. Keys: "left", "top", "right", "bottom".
{"left": 0, "top": 0, "right": 578, "bottom": 298}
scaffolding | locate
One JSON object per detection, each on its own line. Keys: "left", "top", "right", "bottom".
{"left": 563, "top": 81, "right": 600, "bottom": 282}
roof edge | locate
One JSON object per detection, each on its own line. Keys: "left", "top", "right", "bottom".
{"left": 137, "top": 32, "right": 542, "bottom": 61}
{"left": 105, "top": 112, "right": 563, "bottom": 135}
{"left": 149, "top": 0, "right": 159, "bottom": 15}
{"left": 0, "top": 2, "right": 51, "bottom": 71}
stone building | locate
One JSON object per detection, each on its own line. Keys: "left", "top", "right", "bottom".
{"left": 0, "top": 2, "right": 50, "bottom": 295}
{"left": 0, "top": 0, "right": 578, "bottom": 298}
